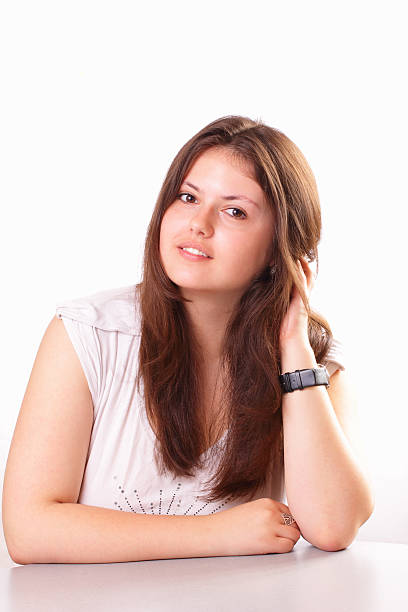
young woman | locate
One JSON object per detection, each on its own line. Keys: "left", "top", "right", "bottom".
{"left": 2, "top": 115, "right": 375, "bottom": 564}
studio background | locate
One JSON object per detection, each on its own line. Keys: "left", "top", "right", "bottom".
{"left": 1, "top": 0, "right": 406, "bottom": 555}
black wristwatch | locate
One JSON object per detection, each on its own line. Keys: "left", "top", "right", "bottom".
{"left": 279, "top": 365, "right": 330, "bottom": 393}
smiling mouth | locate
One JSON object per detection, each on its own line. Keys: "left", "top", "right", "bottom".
{"left": 179, "top": 245, "right": 212, "bottom": 257}
{"left": 178, "top": 247, "right": 213, "bottom": 260}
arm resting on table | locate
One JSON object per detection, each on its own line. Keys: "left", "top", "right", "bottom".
{"left": 6, "top": 502, "right": 214, "bottom": 565}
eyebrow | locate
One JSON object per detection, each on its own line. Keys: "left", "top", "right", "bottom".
{"left": 182, "top": 181, "right": 260, "bottom": 209}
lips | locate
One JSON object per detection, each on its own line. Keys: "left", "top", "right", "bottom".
{"left": 178, "top": 242, "right": 213, "bottom": 258}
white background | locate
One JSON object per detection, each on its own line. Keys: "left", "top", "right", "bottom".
{"left": 1, "top": 0, "right": 407, "bottom": 549}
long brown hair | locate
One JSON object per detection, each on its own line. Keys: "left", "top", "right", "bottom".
{"left": 136, "top": 115, "right": 333, "bottom": 504}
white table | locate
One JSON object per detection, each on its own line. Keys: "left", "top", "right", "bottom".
{"left": 0, "top": 537, "right": 407, "bottom": 611}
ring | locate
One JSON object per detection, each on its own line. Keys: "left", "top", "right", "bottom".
{"left": 281, "top": 512, "right": 296, "bottom": 526}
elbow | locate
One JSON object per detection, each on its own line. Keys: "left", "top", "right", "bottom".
{"left": 2, "top": 526, "right": 24, "bottom": 565}
{"left": 303, "top": 527, "right": 356, "bottom": 552}
{"left": 3, "top": 501, "right": 60, "bottom": 565}
{"left": 301, "top": 496, "right": 376, "bottom": 553}
{"left": 301, "top": 518, "right": 365, "bottom": 552}
{"left": 4, "top": 536, "right": 31, "bottom": 565}
{"left": 311, "top": 532, "right": 355, "bottom": 552}
{"left": 3, "top": 538, "right": 29, "bottom": 566}
{"left": 8, "top": 541, "right": 43, "bottom": 565}
{"left": 9, "top": 551, "right": 29, "bottom": 566}
{"left": 306, "top": 509, "right": 374, "bottom": 552}
{"left": 6, "top": 537, "right": 48, "bottom": 565}
{"left": 3, "top": 521, "right": 41, "bottom": 565}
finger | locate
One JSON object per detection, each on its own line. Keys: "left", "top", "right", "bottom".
{"left": 297, "top": 259, "right": 310, "bottom": 287}
{"left": 278, "top": 516, "right": 301, "bottom": 532}
{"left": 298, "top": 257, "right": 311, "bottom": 279}
{"left": 276, "top": 524, "right": 302, "bottom": 544}
{"left": 298, "top": 258, "right": 314, "bottom": 293}
{"left": 278, "top": 502, "right": 294, "bottom": 514}
{"left": 277, "top": 505, "right": 300, "bottom": 528}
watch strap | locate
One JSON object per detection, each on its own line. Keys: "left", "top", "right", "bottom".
{"left": 279, "top": 365, "right": 330, "bottom": 393}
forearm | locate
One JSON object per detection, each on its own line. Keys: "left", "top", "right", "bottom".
{"left": 9, "top": 501, "right": 215, "bottom": 565}
{"left": 281, "top": 343, "right": 374, "bottom": 549}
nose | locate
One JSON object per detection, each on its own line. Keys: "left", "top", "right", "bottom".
{"left": 189, "top": 205, "right": 215, "bottom": 237}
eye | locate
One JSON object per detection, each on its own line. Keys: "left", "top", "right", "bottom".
{"left": 177, "top": 192, "right": 197, "bottom": 204}
{"left": 176, "top": 193, "right": 247, "bottom": 220}
{"left": 225, "top": 208, "right": 247, "bottom": 220}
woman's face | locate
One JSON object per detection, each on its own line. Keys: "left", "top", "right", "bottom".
{"left": 159, "top": 147, "right": 275, "bottom": 302}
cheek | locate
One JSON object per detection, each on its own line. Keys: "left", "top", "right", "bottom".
{"left": 221, "top": 249, "right": 258, "bottom": 279}
{"left": 231, "top": 238, "right": 272, "bottom": 276}
{"left": 160, "top": 207, "right": 180, "bottom": 241}
{"left": 159, "top": 210, "right": 182, "bottom": 266}
{"left": 159, "top": 214, "right": 172, "bottom": 248}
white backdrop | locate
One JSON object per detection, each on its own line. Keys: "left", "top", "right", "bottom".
{"left": 1, "top": 0, "right": 407, "bottom": 549}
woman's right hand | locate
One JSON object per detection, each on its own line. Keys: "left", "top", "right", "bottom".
{"left": 206, "top": 497, "right": 302, "bottom": 556}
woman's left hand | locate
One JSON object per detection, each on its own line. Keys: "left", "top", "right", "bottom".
{"left": 279, "top": 257, "right": 315, "bottom": 349}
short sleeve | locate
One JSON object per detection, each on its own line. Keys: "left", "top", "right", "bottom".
{"left": 322, "top": 336, "right": 346, "bottom": 377}
{"left": 55, "top": 311, "right": 101, "bottom": 412}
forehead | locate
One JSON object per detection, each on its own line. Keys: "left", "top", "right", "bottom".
{"left": 187, "top": 147, "right": 256, "bottom": 179}
{"left": 184, "top": 148, "right": 267, "bottom": 205}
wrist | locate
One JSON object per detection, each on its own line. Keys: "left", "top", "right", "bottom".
{"left": 199, "top": 513, "right": 228, "bottom": 557}
{"left": 280, "top": 341, "right": 317, "bottom": 373}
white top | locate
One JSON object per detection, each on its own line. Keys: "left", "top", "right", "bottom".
{"left": 55, "top": 284, "right": 345, "bottom": 515}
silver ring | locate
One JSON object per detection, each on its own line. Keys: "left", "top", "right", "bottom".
{"left": 281, "top": 512, "right": 296, "bottom": 526}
